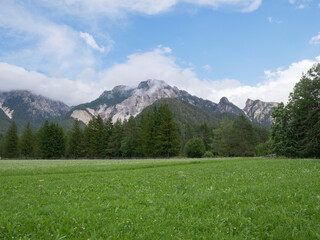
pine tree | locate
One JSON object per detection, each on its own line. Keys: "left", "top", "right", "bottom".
{"left": 84, "top": 116, "right": 106, "bottom": 158}
{"left": 38, "top": 121, "right": 65, "bottom": 159}
{"left": 213, "top": 118, "right": 233, "bottom": 156}
{"left": 230, "top": 115, "right": 255, "bottom": 156}
{"left": 138, "top": 113, "right": 155, "bottom": 157}
{"left": 0, "top": 133, "right": 4, "bottom": 157}
{"left": 20, "top": 122, "right": 35, "bottom": 158}
{"left": 3, "top": 121, "right": 19, "bottom": 158}
{"left": 155, "top": 104, "right": 180, "bottom": 157}
{"left": 272, "top": 63, "right": 320, "bottom": 158}
{"left": 67, "top": 119, "right": 84, "bottom": 159}
{"left": 107, "top": 119, "right": 123, "bottom": 158}
{"left": 120, "top": 116, "right": 137, "bottom": 157}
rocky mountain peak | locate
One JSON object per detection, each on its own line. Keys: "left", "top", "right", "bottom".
{"left": 219, "top": 97, "right": 230, "bottom": 104}
{"left": 112, "top": 85, "right": 129, "bottom": 92}
{"left": 138, "top": 79, "right": 169, "bottom": 90}
{"left": 243, "top": 98, "right": 279, "bottom": 128}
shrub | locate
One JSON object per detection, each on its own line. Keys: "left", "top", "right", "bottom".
{"left": 185, "top": 138, "right": 205, "bottom": 158}
{"left": 203, "top": 151, "right": 214, "bottom": 158}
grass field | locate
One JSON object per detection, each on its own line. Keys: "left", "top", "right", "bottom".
{"left": 0, "top": 158, "right": 319, "bottom": 239}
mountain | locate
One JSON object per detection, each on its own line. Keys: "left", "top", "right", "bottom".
{"left": 0, "top": 80, "right": 278, "bottom": 134}
{"left": 68, "top": 79, "right": 243, "bottom": 124}
{"left": 0, "top": 90, "right": 71, "bottom": 132}
{"left": 243, "top": 99, "right": 278, "bottom": 128}
{"left": 137, "top": 98, "right": 238, "bottom": 127}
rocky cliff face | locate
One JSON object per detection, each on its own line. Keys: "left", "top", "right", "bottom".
{"left": 0, "top": 81, "right": 279, "bottom": 132}
{"left": 0, "top": 90, "right": 71, "bottom": 128}
{"left": 243, "top": 99, "right": 278, "bottom": 128}
{"left": 69, "top": 79, "right": 238, "bottom": 124}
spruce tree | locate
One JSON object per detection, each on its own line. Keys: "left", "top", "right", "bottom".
{"left": 155, "top": 104, "right": 180, "bottom": 157}
{"left": 20, "top": 122, "right": 35, "bottom": 158}
{"left": 67, "top": 119, "right": 84, "bottom": 159}
{"left": 38, "top": 121, "right": 65, "bottom": 159}
{"left": 0, "top": 133, "right": 4, "bottom": 157}
{"left": 84, "top": 115, "right": 106, "bottom": 158}
{"left": 120, "top": 116, "right": 137, "bottom": 157}
{"left": 272, "top": 63, "right": 320, "bottom": 158}
{"left": 3, "top": 121, "right": 19, "bottom": 158}
{"left": 107, "top": 119, "right": 123, "bottom": 158}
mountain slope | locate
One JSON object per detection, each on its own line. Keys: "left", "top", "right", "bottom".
{"left": 137, "top": 98, "right": 238, "bottom": 127}
{"left": 0, "top": 90, "right": 71, "bottom": 132}
{"left": 69, "top": 79, "right": 243, "bottom": 124}
{"left": 243, "top": 99, "right": 278, "bottom": 128}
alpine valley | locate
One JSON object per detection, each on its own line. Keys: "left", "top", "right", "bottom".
{"left": 0, "top": 79, "right": 278, "bottom": 133}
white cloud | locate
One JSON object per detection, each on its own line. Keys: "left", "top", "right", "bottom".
{"left": 268, "top": 16, "right": 281, "bottom": 24}
{"left": 0, "top": 1, "right": 97, "bottom": 78}
{"left": 80, "top": 32, "right": 106, "bottom": 53}
{"left": 289, "top": 0, "right": 315, "bottom": 9}
{"left": 310, "top": 32, "right": 320, "bottom": 44}
{"left": 0, "top": 62, "right": 101, "bottom": 106}
{"left": 46, "top": 0, "right": 262, "bottom": 16}
{"left": 202, "top": 64, "right": 212, "bottom": 71}
{"left": 1, "top": 46, "right": 319, "bottom": 109}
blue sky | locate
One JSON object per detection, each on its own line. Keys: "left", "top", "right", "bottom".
{"left": 0, "top": 0, "right": 319, "bottom": 107}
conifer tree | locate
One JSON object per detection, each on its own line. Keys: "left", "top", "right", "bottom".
{"left": 67, "top": 119, "right": 84, "bottom": 158}
{"left": 272, "top": 63, "right": 320, "bottom": 158}
{"left": 84, "top": 116, "right": 105, "bottom": 158}
{"left": 38, "top": 121, "right": 65, "bottom": 159}
{"left": 20, "top": 122, "right": 35, "bottom": 158}
{"left": 3, "top": 121, "right": 19, "bottom": 158}
{"left": 155, "top": 104, "right": 180, "bottom": 157}
{"left": 0, "top": 133, "right": 4, "bottom": 157}
{"left": 107, "top": 119, "right": 123, "bottom": 158}
{"left": 120, "top": 116, "right": 137, "bottom": 157}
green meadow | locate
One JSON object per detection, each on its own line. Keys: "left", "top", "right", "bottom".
{"left": 0, "top": 158, "right": 319, "bottom": 239}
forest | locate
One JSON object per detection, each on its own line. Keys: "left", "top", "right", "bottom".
{"left": 0, "top": 104, "right": 270, "bottom": 159}
{"left": 0, "top": 63, "right": 319, "bottom": 159}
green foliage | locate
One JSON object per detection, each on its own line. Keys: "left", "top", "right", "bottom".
{"left": 19, "top": 122, "right": 35, "bottom": 158}
{"left": 272, "top": 63, "right": 320, "bottom": 158}
{"left": 213, "top": 118, "right": 233, "bottom": 156}
{"left": 37, "top": 120, "right": 65, "bottom": 159}
{"left": 67, "top": 119, "right": 84, "bottom": 159}
{"left": 83, "top": 116, "right": 106, "bottom": 158}
{"left": 202, "top": 151, "right": 214, "bottom": 158}
{"left": 0, "top": 133, "right": 4, "bottom": 156}
{"left": 107, "top": 119, "right": 123, "bottom": 157}
{"left": 154, "top": 105, "right": 181, "bottom": 157}
{"left": 120, "top": 116, "right": 137, "bottom": 157}
{"left": 3, "top": 122, "right": 19, "bottom": 158}
{"left": 185, "top": 138, "right": 205, "bottom": 158}
{"left": 137, "top": 105, "right": 180, "bottom": 157}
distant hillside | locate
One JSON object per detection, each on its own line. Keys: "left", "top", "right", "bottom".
{"left": 137, "top": 98, "right": 238, "bottom": 127}
{"left": 0, "top": 90, "right": 70, "bottom": 133}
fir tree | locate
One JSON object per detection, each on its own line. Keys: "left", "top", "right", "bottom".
{"left": 20, "top": 122, "right": 35, "bottom": 158}
{"left": 3, "top": 121, "right": 19, "bottom": 158}
{"left": 67, "top": 119, "right": 84, "bottom": 158}
{"left": 120, "top": 116, "right": 137, "bottom": 157}
{"left": 107, "top": 119, "right": 123, "bottom": 158}
{"left": 155, "top": 104, "right": 180, "bottom": 157}
{"left": 38, "top": 121, "right": 65, "bottom": 159}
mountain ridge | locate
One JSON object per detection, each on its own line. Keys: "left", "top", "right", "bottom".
{"left": 0, "top": 80, "right": 278, "bottom": 133}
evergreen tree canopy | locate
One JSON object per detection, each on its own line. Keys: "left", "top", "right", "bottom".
{"left": 20, "top": 122, "right": 35, "bottom": 158}
{"left": 67, "top": 119, "right": 84, "bottom": 159}
{"left": 3, "top": 121, "right": 19, "bottom": 158}
{"left": 272, "top": 63, "right": 320, "bottom": 158}
{"left": 38, "top": 120, "right": 65, "bottom": 159}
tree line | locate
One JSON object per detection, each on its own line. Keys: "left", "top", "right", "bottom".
{"left": 0, "top": 103, "right": 272, "bottom": 159}
{"left": 271, "top": 63, "right": 320, "bottom": 158}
